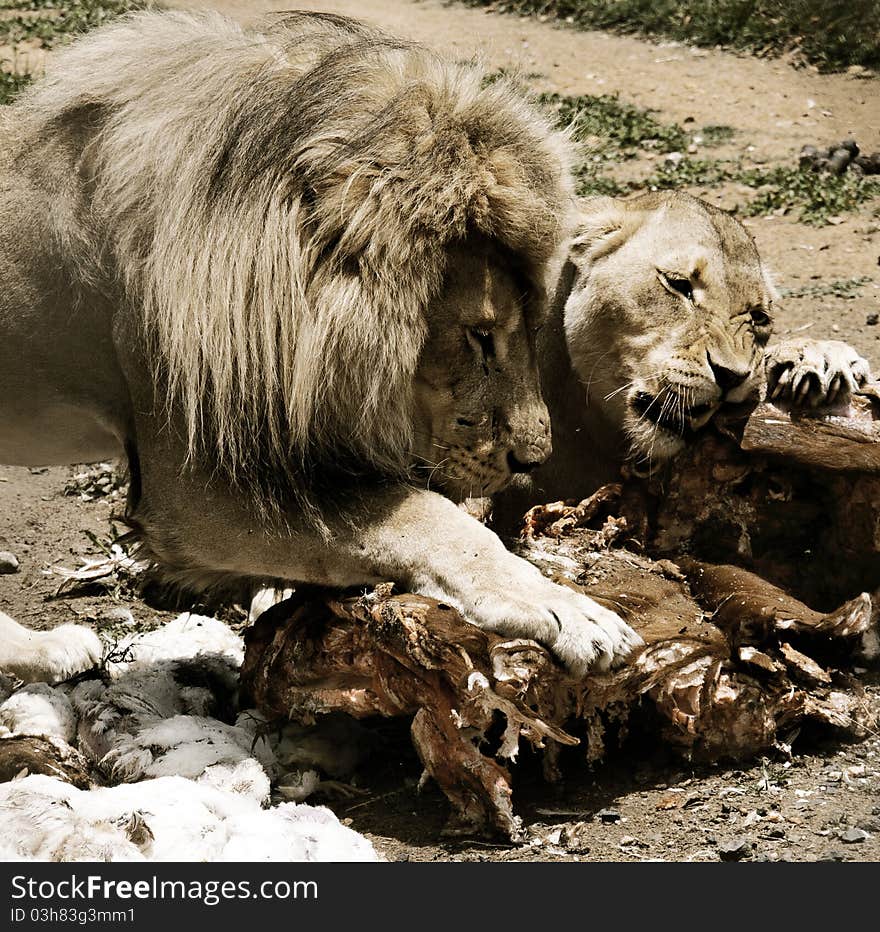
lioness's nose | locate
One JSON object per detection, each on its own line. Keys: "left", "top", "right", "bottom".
{"left": 707, "top": 352, "right": 750, "bottom": 392}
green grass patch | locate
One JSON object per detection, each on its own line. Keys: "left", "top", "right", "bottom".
{"left": 645, "top": 159, "right": 880, "bottom": 224}
{"left": 780, "top": 276, "right": 873, "bottom": 299}
{"left": 737, "top": 165, "right": 880, "bottom": 225}
{"left": 0, "top": 0, "right": 148, "bottom": 49}
{"left": 539, "top": 90, "right": 688, "bottom": 157}
{"left": 0, "top": 0, "right": 149, "bottom": 105}
{"left": 574, "top": 165, "right": 630, "bottom": 197}
{"left": 698, "top": 124, "right": 737, "bottom": 147}
{"left": 0, "top": 69, "right": 31, "bottom": 104}
{"left": 461, "top": 1, "right": 880, "bottom": 72}
{"left": 538, "top": 90, "right": 691, "bottom": 194}
{"left": 642, "top": 157, "right": 736, "bottom": 189}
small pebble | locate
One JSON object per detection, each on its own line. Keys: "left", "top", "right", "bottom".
{"left": 0, "top": 551, "right": 20, "bottom": 575}
{"left": 718, "top": 836, "right": 752, "bottom": 861}
{"left": 867, "top": 314, "right": 878, "bottom": 326}
{"left": 596, "top": 808, "right": 621, "bottom": 824}
{"left": 820, "top": 849, "right": 849, "bottom": 861}
{"left": 840, "top": 827, "right": 868, "bottom": 844}
{"left": 101, "top": 607, "right": 136, "bottom": 627}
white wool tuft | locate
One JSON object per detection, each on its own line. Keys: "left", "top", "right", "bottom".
{"left": 0, "top": 775, "right": 377, "bottom": 861}
{"left": 107, "top": 613, "right": 244, "bottom": 675}
{"left": 0, "top": 682, "right": 77, "bottom": 742}
{"left": 0, "top": 614, "right": 378, "bottom": 860}
{"left": 197, "top": 758, "right": 270, "bottom": 804}
{"left": 102, "top": 714, "right": 274, "bottom": 789}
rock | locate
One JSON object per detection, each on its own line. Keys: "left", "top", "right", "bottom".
{"left": 856, "top": 152, "right": 880, "bottom": 174}
{"left": 0, "top": 552, "right": 20, "bottom": 575}
{"left": 838, "top": 139, "right": 860, "bottom": 157}
{"left": 827, "top": 148, "right": 852, "bottom": 175}
{"left": 718, "top": 836, "right": 752, "bottom": 860}
{"left": 664, "top": 152, "right": 684, "bottom": 168}
{"left": 100, "top": 607, "right": 136, "bottom": 627}
{"left": 596, "top": 808, "right": 621, "bottom": 824}
{"left": 840, "top": 827, "right": 868, "bottom": 844}
{"left": 820, "top": 849, "right": 849, "bottom": 861}
{"left": 867, "top": 314, "right": 878, "bottom": 326}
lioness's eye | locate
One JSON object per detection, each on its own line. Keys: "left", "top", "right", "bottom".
{"left": 749, "top": 307, "right": 771, "bottom": 327}
{"left": 468, "top": 327, "right": 495, "bottom": 360}
{"left": 665, "top": 276, "right": 693, "bottom": 301}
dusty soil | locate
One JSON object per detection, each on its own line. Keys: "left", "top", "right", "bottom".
{"left": 2, "top": 0, "right": 879, "bottom": 862}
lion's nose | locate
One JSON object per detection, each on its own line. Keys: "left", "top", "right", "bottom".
{"left": 707, "top": 352, "right": 750, "bottom": 392}
{"left": 506, "top": 431, "right": 552, "bottom": 474}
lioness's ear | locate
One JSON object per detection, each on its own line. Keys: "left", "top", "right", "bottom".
{"left": 761, "top": 264, "right": 781, "bottom": 303}
{"left": 568, "top": 196, "right": 631, "bottom": 265}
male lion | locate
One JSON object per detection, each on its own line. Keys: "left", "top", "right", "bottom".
{"left": 495, "top": 191, "right": 871, "bottom": 520}
{"left": 0, "top": 11, "right": 641, "bottom": 683}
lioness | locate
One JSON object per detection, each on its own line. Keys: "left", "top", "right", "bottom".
{"left": 0, "top": 12, "right": 641, "bottom": 684}
{"left": 495, "top": 191, "right": 871, "bottom": 522}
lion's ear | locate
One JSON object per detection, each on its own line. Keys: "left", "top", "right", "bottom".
{"left": 568, "top": 196, "right": 631, "bottom": 265}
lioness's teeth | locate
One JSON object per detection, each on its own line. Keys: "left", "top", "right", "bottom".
{"left": 688, "top": 403, "right": 720, "bottom": 430}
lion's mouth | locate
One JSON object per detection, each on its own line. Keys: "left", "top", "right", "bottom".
{"left": 631, "top": 391, "right": 717, "bottom": 437}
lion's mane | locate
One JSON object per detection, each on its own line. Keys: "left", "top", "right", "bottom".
{"left": 16, "top": 10, "right": 574, "bottom": 494}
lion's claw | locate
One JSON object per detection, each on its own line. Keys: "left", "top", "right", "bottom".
{"left": 765, "top": 339, "right": 870, "bottom": 408}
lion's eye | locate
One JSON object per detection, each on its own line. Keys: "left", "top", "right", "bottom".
{"left": 664, "top": 275, "right": 693, "bottom": 301}
{"left": 468, "top": 327, "right": 495, "bottom": 360}
{"left": 749, "top": 307, "right": 771, "bottom": 328}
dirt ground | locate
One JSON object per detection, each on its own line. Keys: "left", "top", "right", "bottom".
{"left": 2, "top": 0, "right": 879, "bottom": 862}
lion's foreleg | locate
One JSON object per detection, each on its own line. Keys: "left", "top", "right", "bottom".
{"left": 138, "top": 483, "right": 642, "bottom": 676}
{"left": 0, "top": 610, "right": 103, "bottom": 684}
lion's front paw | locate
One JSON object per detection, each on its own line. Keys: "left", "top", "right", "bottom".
{"left": 547, "top": 587, "right": 645, "bottom": 676}
{"left": 766, "top": 339, "right": 871, "bottom": 407}
{"left": 7, "top": 625, "right": 103, "bottom": 684}
{"left": 465, "top": 570, "right": 643, "bottom": 677}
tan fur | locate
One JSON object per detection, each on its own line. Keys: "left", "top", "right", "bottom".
{"left": 0, "top": 11, "right": 642, "bottom": 683}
